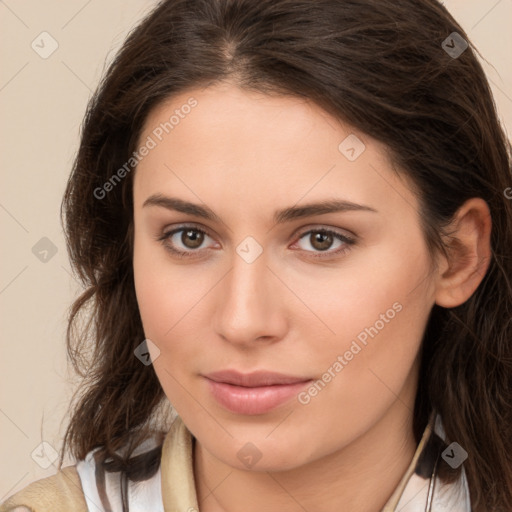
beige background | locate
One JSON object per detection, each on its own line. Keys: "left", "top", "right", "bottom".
{"left": 1, "top": 0, "right": 511, "bottom": 501}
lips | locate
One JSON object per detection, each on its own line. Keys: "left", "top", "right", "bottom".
{"left": 202, "top": 369, "right": 313, "bottom": 415}
{"left": 204, "top": 369, "right": 312, "bottom": 387}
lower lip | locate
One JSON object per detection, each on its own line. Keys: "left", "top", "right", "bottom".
{"left": 205, "top": 378, "right": 312, "bottom": 415}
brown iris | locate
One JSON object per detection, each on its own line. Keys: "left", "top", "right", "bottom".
{"left": 309, "top": 231, "right": 334, "bottom": 251}
{"left": 181, "top": 229, "right": 204, "bottom": 249}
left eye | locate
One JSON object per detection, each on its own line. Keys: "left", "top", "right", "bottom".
{"left": 294, "top": 228, "right": 353, "bottom": 254}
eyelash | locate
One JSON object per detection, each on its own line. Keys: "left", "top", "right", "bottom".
{"left": 156, "top": 224, "right": 356, "bottom": 260}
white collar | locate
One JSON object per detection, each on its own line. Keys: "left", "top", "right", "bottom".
{"left": 76, "top": 412, "right": 471, "bottom": 512}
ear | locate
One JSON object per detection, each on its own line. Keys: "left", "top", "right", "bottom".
{"left": 434, "top": 197, "right": 492, "bottom": 308}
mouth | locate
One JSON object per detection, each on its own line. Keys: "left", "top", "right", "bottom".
{"left": 202, "top": 369, "right": 313, "bottom": 415}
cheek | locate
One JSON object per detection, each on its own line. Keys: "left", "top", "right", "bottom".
{"left": 302, "top": 232, "right": 432, "bottom": 356}
{"left": 133, "top": 256, "right": 171, "bottom": 342}
{"left": 133, "top": 234, "right": 200, "bottom": 339}
{"left": 132, "top": 237, "right": 214, "bottom": 388}
{"left": 297, "top": 241, "right": 432, "bottom": 432}
{"left": 290, "top": 297, "right": 428, "bottom": 457}
{"left": 133, "top": 246, "right": 198, "bottom": 409}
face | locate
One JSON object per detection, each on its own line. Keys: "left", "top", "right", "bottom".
{"left": 132, "top": 82, "right": 437, "bottom": 472}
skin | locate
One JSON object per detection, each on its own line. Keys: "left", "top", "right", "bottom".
{"left": 132, "top": 82, "right": 491, "bottom": 512}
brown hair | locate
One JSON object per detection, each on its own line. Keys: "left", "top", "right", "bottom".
{"left": 59, "top": 0, "right": 512, "bottom": 510}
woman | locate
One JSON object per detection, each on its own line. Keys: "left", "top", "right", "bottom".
{"left": 2, "top": 0, "right": 511, "bottom": 511}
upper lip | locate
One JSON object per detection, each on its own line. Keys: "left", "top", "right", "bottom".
{"left": 203, "top": 369, "right": 312, "bottom": 387}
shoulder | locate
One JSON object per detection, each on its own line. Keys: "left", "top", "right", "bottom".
{"left": 0, "top": 465, "right": 87, "bottom": 512}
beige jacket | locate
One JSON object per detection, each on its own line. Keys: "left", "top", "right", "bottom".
{"left": 0, "top": 413, "right": 471, "bottom": 511}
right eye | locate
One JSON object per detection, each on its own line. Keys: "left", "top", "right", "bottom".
{"left": 157, "top": 225, "right": 217, "bottom": 258}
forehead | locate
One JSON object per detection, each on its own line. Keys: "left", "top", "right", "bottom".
{"left": 133, "top": 83, "right": 418, "bottom": 221}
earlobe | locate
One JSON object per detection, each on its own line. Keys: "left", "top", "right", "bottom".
{"left": 434, "top": 198, "right": 492, "bottom": 309}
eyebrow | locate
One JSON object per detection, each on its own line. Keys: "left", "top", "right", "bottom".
{"left": 142, "top": 194, "right": 378, "bottom": 224}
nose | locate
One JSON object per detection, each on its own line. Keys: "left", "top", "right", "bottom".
{"left": 212, "top": 247, "right": 289, "bottom": 348}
